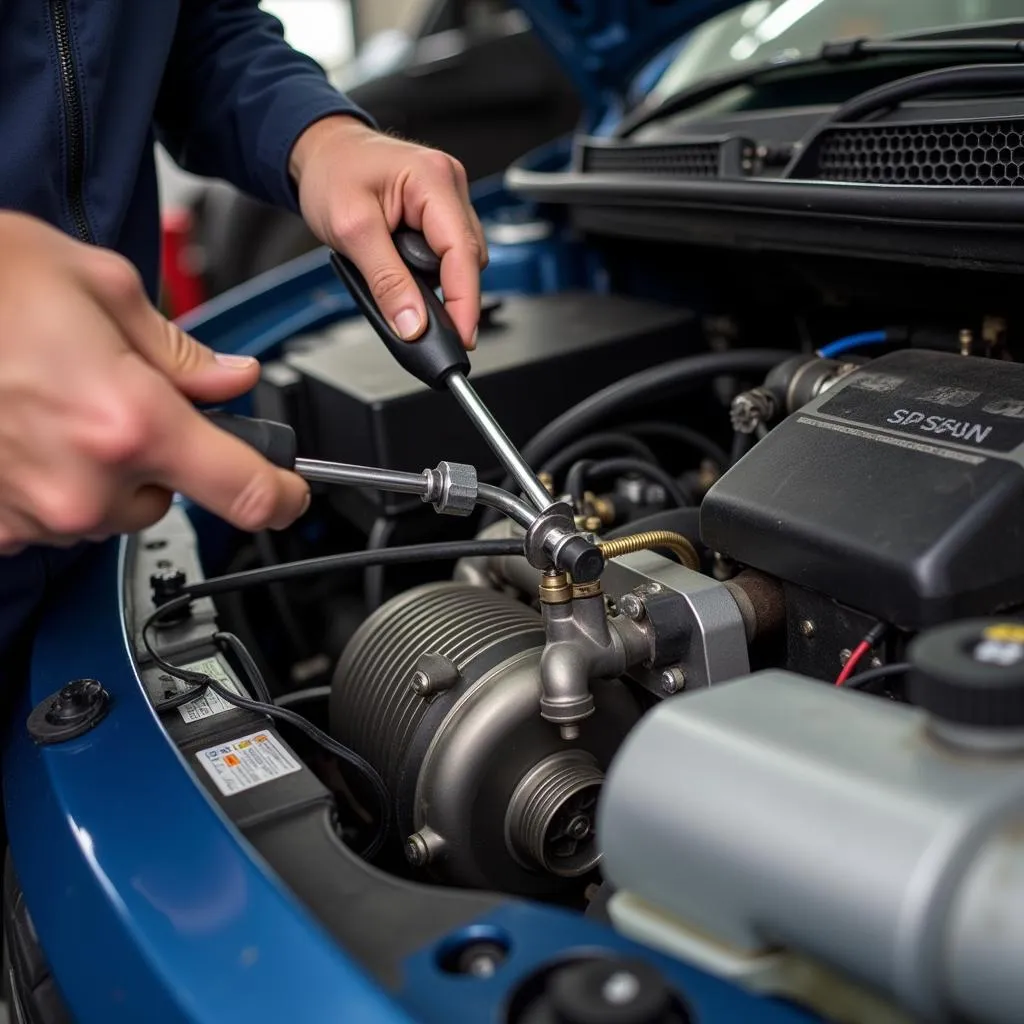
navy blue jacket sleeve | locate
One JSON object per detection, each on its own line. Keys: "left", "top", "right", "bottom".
{"left": 154, "top": 0, "right": 375, "bottom": 212}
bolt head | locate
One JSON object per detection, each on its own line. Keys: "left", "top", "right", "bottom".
{"left": 404, "top": 834, "right": 428, "bottom": 867}
{"left": 454, "top": 942, "right": 507, "bottom": 978}
{"left": 620, "top": 593, "right": 645, "bottom": 621}
{"left": 799, "top": 619, "right": 817, "bottom": 638}
{"left": 660, "top": 668, "right": 685, "bottom": 695}
{"left": 567, "top": 815, "right": 592, "bottom": 841}
{"left": 409, "top": 670, "right": 430, "bottom": 696}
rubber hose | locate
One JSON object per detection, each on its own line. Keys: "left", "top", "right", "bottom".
{"left": 486, "top": 350, "right": 792, "bottom": 521}
{"left": 540, "top": 433, "right": 658, "bottom": 482}
{"left": 523, "top": 350, "right": 792, "bottom": 469}
{"left": 566, "top": 457, "right": 689, "bottom": 508}
{"left": 623, "top": 421, "right": 731, "bottom": 472}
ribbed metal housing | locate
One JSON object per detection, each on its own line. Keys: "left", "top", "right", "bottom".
{"left": 331, "top": 583, "right": 544, "bottom": 793}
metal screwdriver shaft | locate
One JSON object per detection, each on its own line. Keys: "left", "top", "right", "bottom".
{"left": 445, "top": 372, "right": 552, "bottom": 512}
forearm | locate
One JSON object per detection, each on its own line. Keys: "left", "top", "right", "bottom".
{"left": 155, "top": 1, "right": 374, "bottom": 210}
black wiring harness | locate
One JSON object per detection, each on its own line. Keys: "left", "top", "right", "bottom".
{"left": 143, "top": 536, "right": 526, "bottom": 860}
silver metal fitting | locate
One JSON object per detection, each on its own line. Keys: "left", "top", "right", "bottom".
{"left": 404, "top": 826, "right": 446, "bottom": 867}
{"left": 660, "top": 667, "right": 686, "bottom": 695}
{"left": 619, "top": 593, "right": 646, "bottom": 622}
{"left": 422, "top": 461, "right": 477, "bottom": 516}
{"left": 730, "top": 387, "right": 777, "bottom": 435}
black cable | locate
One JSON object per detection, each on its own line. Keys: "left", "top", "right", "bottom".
{"left": 566, "top": 457, "right": 689, "bottom": 508}
{"left": 216, "top": 630, "right": 273, "bottom": 704}
{"left": 622, "top": 421, "right": 731, "bottom": 471}
{"left": 274, "top": 685, "right": 332, "bottom": 709}
{"left": 151, "top": 538, "right": 526, "bottom": 616}
{"left": 730, "top": 431, "right": 755, "bottom": 465}
{"left": 143, "top": 617, "right": 391, "bottom": 859}
{"left": 253, "top": 531, "right": 309, "bottom": 655}
{"left": 830, "top": 63, "right": 1024, "bottom": 127}
{"left": 840, "top": 662, "right": 911, "bottom": 694}
{"left": 363, "top": 516, "right": 396, "bottom": 613}
{"left": 539, "top": 433, "right": 658, "bottom": 483}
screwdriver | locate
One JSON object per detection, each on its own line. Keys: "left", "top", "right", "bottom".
{"left": 328, "top": 228, "right": 553, "bottom": 514}
{"left": 202, "top": 410, "right": 538, "bottom": 529}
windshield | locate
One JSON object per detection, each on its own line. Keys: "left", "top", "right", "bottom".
{"left": 648, "top": 0, "right": 1022, "bottom": 102}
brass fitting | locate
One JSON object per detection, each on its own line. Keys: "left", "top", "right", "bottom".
{"left": 538, "top": 570, "right": 573, "bottom": 605}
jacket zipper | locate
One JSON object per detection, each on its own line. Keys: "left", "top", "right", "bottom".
{"left": 49, "top": 0, "right": 91, "bottom": 243}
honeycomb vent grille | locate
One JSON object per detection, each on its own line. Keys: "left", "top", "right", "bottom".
{"left": 581, "top": 141, "right": 721, "bottom": 178}
{"left": 814, "top": 119, "right": 1024, "bottom": 186}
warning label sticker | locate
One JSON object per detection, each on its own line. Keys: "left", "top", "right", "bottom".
{"left": 196, "top": 730, "right": 301, "bottom": 796}
{"left": 177, "top": 657, "right": 243, "bottom": 724}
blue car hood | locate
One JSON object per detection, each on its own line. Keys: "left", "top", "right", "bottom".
{"left": 513, "top": 0, "right": 744, "bottom": 124}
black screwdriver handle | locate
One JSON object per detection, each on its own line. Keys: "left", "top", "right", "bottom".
{"left": 205, "top": 411, "right": 297, "bottom": 470}
{"left": 329, "top": 227, "right": 470, "bottom": 391}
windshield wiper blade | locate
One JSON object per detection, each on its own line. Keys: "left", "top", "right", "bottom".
{"left": 821, "top": 36, "right": 1024, "bottom": 61}
{"left": 619, "top": 36, "right": 1024, "bottom": 138}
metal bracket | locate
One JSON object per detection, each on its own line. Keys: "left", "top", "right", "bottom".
{"left": 600, "top": 549, "right": 749, "bottom": 695}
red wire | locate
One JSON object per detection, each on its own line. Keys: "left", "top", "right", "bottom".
{"left": 835, "top": 639, "right": 872, "bottom": 686}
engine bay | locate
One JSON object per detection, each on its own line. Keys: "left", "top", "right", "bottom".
{"left": 121, "top": 265, "right": 1024, "bottom": 1023}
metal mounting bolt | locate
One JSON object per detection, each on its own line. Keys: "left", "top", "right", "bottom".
{"left": 839, "top": 647, "right": 853, "bottom": 666}
{"left": 660, "top": 667, "right": 686, "bottom": 695}
{"left": 799, "top": 619, "right": 817, "bottom": 638}
{"left": 405, "top": 833, "right": 429, "bottom": 867}
{"left": 619, "top": 593, "right": 646, "bottom": 622}
{"left": 405, "top": 827, "right": 445, "bottom": 868}
{"left": 567, "top": 814, "right": 593, "bottom": 841}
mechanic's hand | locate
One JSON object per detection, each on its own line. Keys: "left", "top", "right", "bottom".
{"left": 290, "top": 115, "right": 487, "bottom": 349}
{"left": 0, "top": 212, "right": 309, "bottom": 555}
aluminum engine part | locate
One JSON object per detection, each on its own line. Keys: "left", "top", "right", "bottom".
{"left": 598, "top": 670, "right": 1024, "bottom": 1024}
{"left": 330, "top": 582, "right": 641, "bottom": 895}
{"left": 600, "top": 548, "right": 752, "bottom": 694}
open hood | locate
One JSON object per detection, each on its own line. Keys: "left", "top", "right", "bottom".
{"left": 513, "top": 0, "right": 744, "bottom": 126}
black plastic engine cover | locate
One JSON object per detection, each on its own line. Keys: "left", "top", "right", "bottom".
{"left": 701, "top": 349, "right": 1024, "bottom": 630}
{"left": 257, "top": 292, "right": 696, "bottom": 517}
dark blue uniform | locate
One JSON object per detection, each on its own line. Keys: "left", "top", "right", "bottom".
{"left": 0, "top": 0, "right": 368, "bottom": 679}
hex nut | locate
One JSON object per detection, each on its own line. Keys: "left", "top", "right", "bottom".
{"left": 426, "top": 461, "right": 477, "bottom": 516}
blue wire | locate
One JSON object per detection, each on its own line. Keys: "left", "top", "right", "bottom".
{"left": 817, "top": 329, "right": 889, "bottom": 359}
